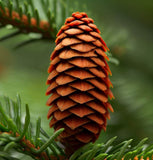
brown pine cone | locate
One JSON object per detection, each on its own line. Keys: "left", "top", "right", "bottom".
{"left": 46, "top": 12, "right": 114, "bottom": 155}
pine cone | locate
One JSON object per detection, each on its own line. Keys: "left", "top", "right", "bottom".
{"left": 46, "top": 12, "right": 114, "bottom": 155}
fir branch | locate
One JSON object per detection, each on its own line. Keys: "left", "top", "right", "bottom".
{"left": 0, "top": 0, "right": 70, "bottom": 44}
{"left": 5, "top": 95, "right": 146, "bottom": 160}
{"left": 0, "top": 0, "right": 56, "bottom": 44}
{"left": 0, "top": 95, "right": 66, "bottom": 160}
{"left": 31, "top": 128, "right": 64, "bottom": 154}
{"left": 10, "top": 104, "right": 30, "bottom": 142}
{"left": 0, "top": 0, "right": 80, "bottom": 49}
{"left": 69, "top": 137, "right": 153, "bottom": 160}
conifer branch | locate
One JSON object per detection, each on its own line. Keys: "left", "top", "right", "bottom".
{"left": 0, "top": 95, "right": 66, "bottom": 160}
{"left": 0, "top": 0, "right": 67, "bottom": 46}
{"left": 0, "top": 95, "right": 153, "bottom": 159}
{"left": 0, "top": 6, "right": 55, "bottom": 39}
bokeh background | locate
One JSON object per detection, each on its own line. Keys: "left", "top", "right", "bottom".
{"left": 0, "top": 0, "right": 153, "bottom": 146}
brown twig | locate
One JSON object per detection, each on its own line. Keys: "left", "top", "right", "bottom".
{"left": 0, "top": 7, "right": 56, "bottom": 40}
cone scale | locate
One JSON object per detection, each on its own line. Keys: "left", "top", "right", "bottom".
{"left": 46, "top": 12, "right": 114, "bottom": 155}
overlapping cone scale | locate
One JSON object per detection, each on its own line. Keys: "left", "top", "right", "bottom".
{"left": 46, "top": 12, "right": 114, "bottom": 154}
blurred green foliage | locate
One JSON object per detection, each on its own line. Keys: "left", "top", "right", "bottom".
{"left": 0, "top": 0, "right": 153, "bottom": 149}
